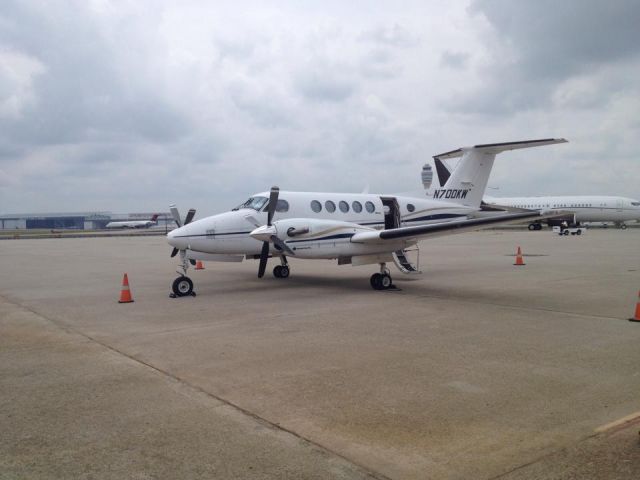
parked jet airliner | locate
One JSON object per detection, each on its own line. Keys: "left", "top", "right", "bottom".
{"left": 432, "top": 157, "right": 640, "bottom": 229}
{"left": 106, "top": 214, "right": 159, "bottom": 229}
{"left": 166, "top": 139, "right": 566, "bottom": 296}
{"left": 483, "top": 195, "right": 640, "bottom": 230}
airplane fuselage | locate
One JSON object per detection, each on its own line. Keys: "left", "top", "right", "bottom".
{"left": 485, "top": 195, "right": 640, "bottom": 224}
{"left": 168, "top": 191, "right": 474, "bottom": 258}
{"left": 105, "top": 220, "right": 156, "bottom": 229}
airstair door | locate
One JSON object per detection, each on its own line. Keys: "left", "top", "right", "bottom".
{"left": 380, "top": 197, "right": 401, "bottom": 229}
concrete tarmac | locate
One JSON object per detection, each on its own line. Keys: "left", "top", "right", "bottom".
{"left": 1, "top": 229, "right": 640, "bottom": 479}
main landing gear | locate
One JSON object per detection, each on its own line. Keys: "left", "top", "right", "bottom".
{"left": 370, "top": 263, "right": 394, "bottom": 290}
{"left": 528, "top": 223, "right": 543, "bottom": 231}
{"left": 273, "top": 256, "right": 290, "bottom": 278}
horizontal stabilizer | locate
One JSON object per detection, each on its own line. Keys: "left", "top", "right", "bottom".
{"left": 433, "top": 138, "right": 568, "bottom": 160}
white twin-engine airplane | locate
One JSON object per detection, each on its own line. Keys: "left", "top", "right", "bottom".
{"left": 166, "top": 138, "right": 567, "bottom": 296}
{"left": 106, "top": 214, "right": 159, "bottom": 229}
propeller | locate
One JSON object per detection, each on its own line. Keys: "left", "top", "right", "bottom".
{"left": 169, "top": 204, "right": 197, "bottom": 265}
{"left": 257, "top": 186, "right": 280, "bottom": 278}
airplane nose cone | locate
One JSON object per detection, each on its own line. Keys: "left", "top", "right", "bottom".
{"left": 167, "top": 227, "right": 188, "bottom": 249}
{"left": 250, "top": 225, "right": 276, "bottom": 242}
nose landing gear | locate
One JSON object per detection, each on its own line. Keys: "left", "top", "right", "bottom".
{"left": 170, "top": 250, "right": 196, "bottom": 297}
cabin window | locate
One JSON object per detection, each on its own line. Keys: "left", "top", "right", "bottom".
{"left": 339, "top": 201, "right": 349, "bottom": 213}
{"left": 325, "top": 200, "right": 336, "bottom": 213}
{"left": 311, "top": 200, "right": 322, "bottom": 213}
{"left": 275, "top": 199, "right": 289, "bottom": 212}
{"left": 352, "top": 201, "right": 362, "bottom": 213}
{"left": 407, "top": 204, "right": 415, "bottom": 212}
{"left": 365, "top": 201, "right": 375, "bottom": 213}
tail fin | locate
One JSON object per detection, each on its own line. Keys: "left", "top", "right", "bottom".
{"left": 150, "top": 214, "right": 159, "bottom": 222}
{"left": 430, "top": 138, "right": 567, "bottom": 207}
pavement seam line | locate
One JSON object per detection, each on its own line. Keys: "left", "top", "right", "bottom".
{"left": 0, "top": 294, "right": 393, "bottom": 480}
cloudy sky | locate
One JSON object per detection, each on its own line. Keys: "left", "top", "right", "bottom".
{"left": 1, "top": 0, "right": 639, "bottom": 214}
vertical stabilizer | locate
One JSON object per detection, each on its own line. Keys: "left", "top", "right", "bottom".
{"left": 430, "top": 138, "right": 567, "bottom": 208}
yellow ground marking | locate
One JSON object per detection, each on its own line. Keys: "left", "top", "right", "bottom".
{"left": 594, "top": 411, "right": 640, "bottom": 433}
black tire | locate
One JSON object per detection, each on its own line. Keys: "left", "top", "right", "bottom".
{"left": 273, "top": 265, "right": 282, "bottom": 278}
{"left": 280, "top": 265, "right": 290, "bottom": 278}
{"left": 528, "top": 224, "right": 536, "bottom": 231}
{"left": 370, "top": 273, "right": 382, "bottom": 290}
{"left": 621, "top": 224, "right": 627, "bottom": 230}
{"left": 576, "top": 229, "right": 582, "bottom": 235}
{"left": 380, "top": 274, "right": 392, "bottom": 289}
{"left": 563, "top": 230, "right": 570, "bottom": 236}
{"left": 535, "top": 224, "right": 543, "bottom": 231}
{"left": 172, "top": 276, "right": 193, "bottom": 297}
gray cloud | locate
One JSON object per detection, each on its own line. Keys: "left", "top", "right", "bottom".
{"left": 440, "top": 51, "right": 470, "bottom": 70}
{"left": 0, "top": 1, "right": 190, "bottom": 151}
{"left": 0, "top": 1, "right": 638, "bottom": 214}
{"left": 451, "top": 0, "right": 640, "bottom": 114}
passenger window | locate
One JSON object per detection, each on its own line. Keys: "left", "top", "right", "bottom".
{"left": 339, "top": 201, "right": 349, "bottom": 213}
{"left": 325, "top": 200, "right": 336, "bottom": 213}
{"left": 365, "top": 201, "right": 375, "bottom": 213}
{"left": 352, "top": 201, "right": 362, "bottom": 213}
{"left": 311, "top": 200, "right": 322, "bottom": 213}
{"left": 407, "top": 204, "right": 415, "bottom": 212}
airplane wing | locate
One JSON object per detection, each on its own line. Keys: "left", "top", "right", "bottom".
{"left": 351, "top": 211, "right": 557, "bottom": 245}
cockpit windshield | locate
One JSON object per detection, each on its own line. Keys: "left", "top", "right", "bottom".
{"left": 232, "top": 196, "right": 269, "bottom": 211}
{"left": 632, "top": 201, "right": 640, "bottom": 206}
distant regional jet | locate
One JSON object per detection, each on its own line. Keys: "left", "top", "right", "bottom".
{"left": 432, "top": 158, "right": 640, "bottom": 230}
{"left": 105, "top": 214, "right": 159, "bottom": 229}
{"left": 166, "top": 139, "right": 566, "bottom": 297}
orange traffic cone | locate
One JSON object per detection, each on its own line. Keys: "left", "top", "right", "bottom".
{"left": 513, "top": 246, "right": 525, "bottom": 266}
{"left": 118, "top": 273, "right": 134, "bottom": 303}
{"left": 195, "top": 260, "right": 204, "bottom": 270}
{"left": 629, "top": 290, "right": 640, "bottom": 322}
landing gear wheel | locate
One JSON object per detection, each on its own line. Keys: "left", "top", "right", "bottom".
{"left": 370, "top": 273, "right": 392, "bottom": 290}
{"left": 273, "top": 265, "right": 290, "bottom": 278}
{"left": 535, "top": 223, "right": 543, "bottom": 231}
{"left": 528, "top": 223, "right": 536, "bottom": 231}
{"left": 172, "top": 276, "right": 194, "bottom": 297}
{"left": 621, "top": 224, "right": 627, "bottom": 230}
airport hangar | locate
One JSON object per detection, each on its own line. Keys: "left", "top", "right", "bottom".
{"left": 0, "top": 211, "right": 173, "bottom": 230}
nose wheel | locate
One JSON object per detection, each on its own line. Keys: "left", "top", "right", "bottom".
{"left": 171, "top": 276, "right": 195, "bottom": 297}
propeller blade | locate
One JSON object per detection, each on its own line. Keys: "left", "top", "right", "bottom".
{"left": 170, "top": 247, "right": 179, "bottom": 258}
{"left": 267, "top": 186, "right": 279, "bottom": 226}
{"left": 271, "top": 236, "right": 294, "bottom": 255}
{"left": 258, "top": 241, "right": 270, "bottom": 278}
{"left": 184, "top": 208, "right": 196, "bottom": 225}
{"left": 170, "top": 204, "right": 182, "bottom": 227}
